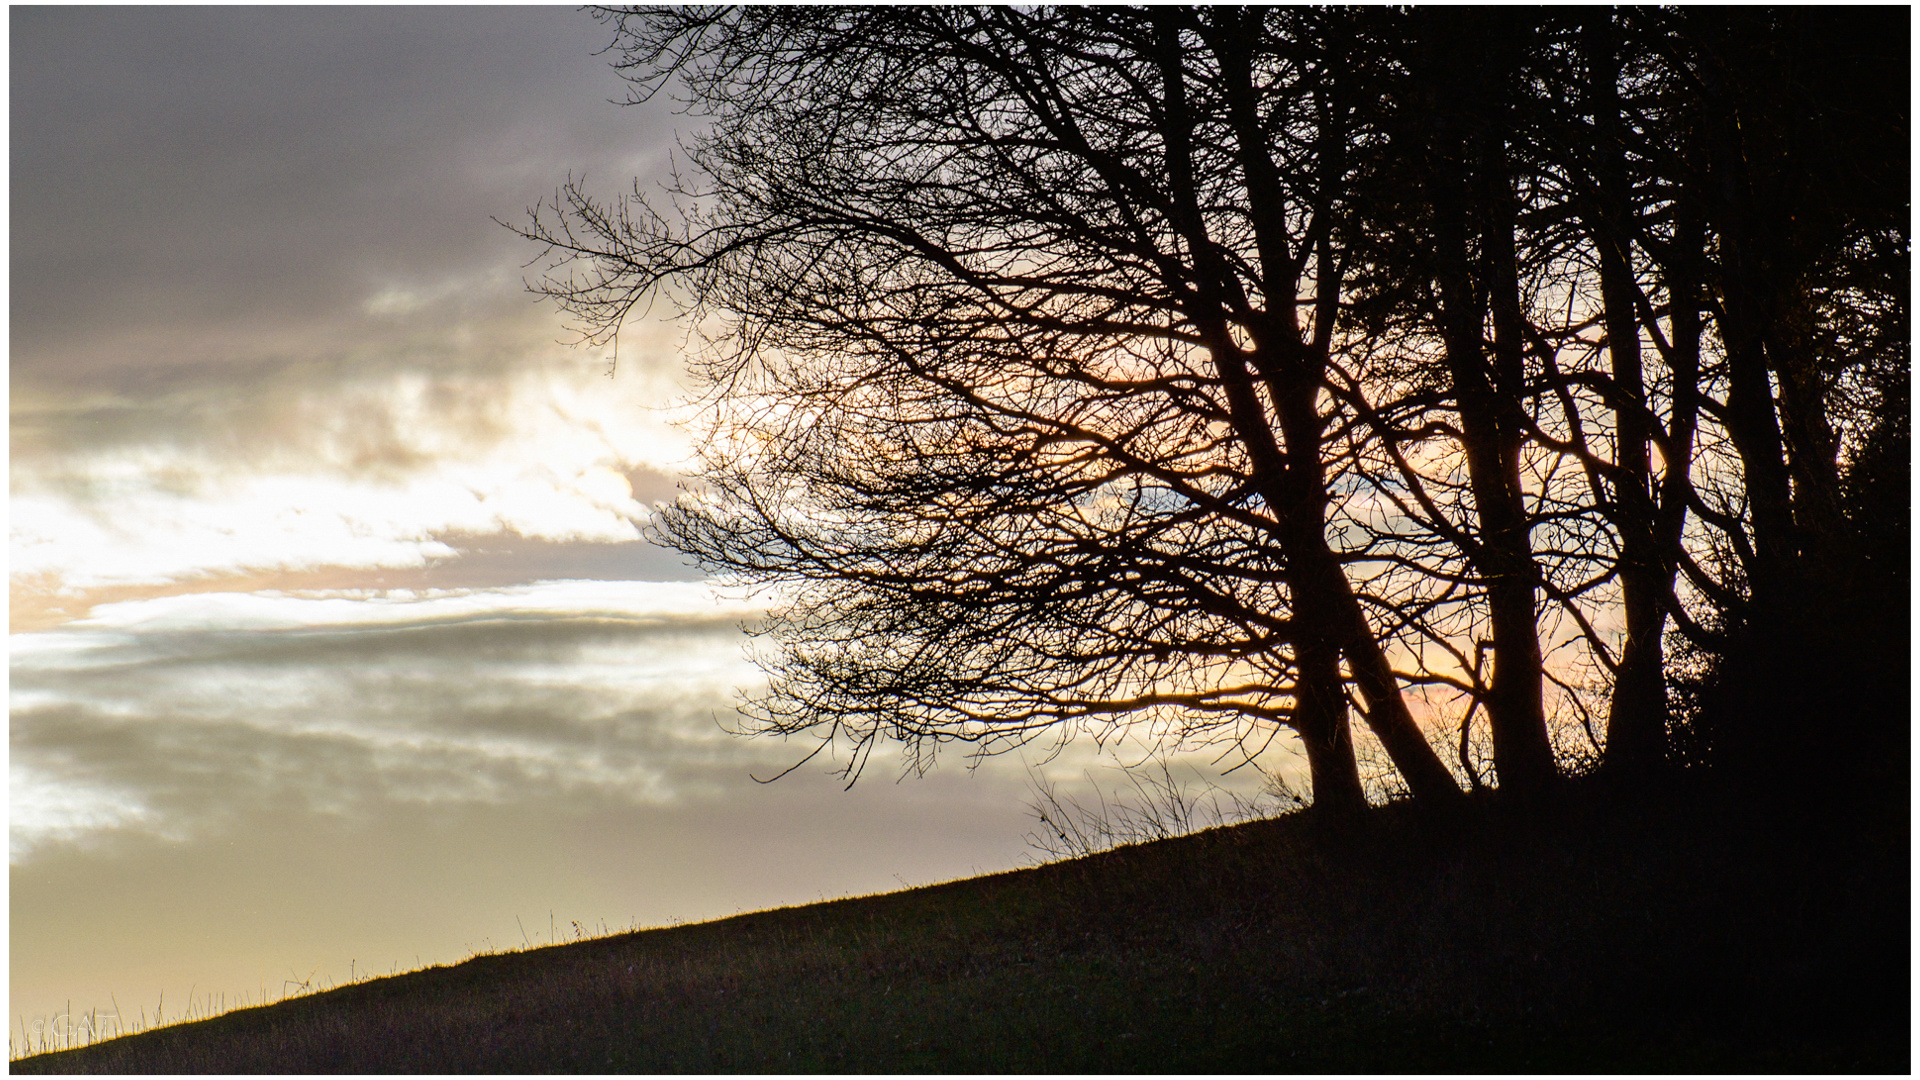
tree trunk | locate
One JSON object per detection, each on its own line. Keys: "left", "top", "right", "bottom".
{"left": 1270, "top": 373, "right": 1466, "bottom": 805}
{"left": 1334, "top": 589, "right": 1470, "bottom": 803}
{"left": 1292, "top": 635, "right": 1368, "bottom": 816}
{"left": 1476, "top": 145, "right": 1559, "bottom": 799}
{"left": 1586, "top": 12, "right": 1670, "bottom": 779}
{"left": 1167, "top": 10, "right": 1472, "bottom": 810}
{"left": 1419, "top": 26, "right": 1558, "bottom": 797}
{"left": 1698, "top": 16, "right": 1799, "bottom": 618}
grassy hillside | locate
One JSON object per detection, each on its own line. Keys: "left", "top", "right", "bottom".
{"left": 14, "top": 778, "right": 1907, "bottom": 1073}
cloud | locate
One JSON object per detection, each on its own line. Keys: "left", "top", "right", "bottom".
{"left": 8, "top": 762, "right": 168, "bottom": 863}
{"left": 9, "top": 8, "right": 715, "bottom": 621}
{"left": 9, "top": 582, "right": 776, "bottom": 864}
{"left": 11, "top": 359, "right": 699, "bottom": 595}
{"left": 8, "top": 4, "right": 701, "bottom": 606}
{"left": 11, "top": 7, "right": 678, "bottom": 392}
{"left": 11, "top": 577, "right": 1310, "bottom": 865}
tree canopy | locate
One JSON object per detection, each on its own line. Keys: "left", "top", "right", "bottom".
{"left": 520, "top": 6, "right": 1907, "bottom": 812}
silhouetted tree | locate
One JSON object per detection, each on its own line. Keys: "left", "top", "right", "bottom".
{"left": 1325, "top": 6, "right": 1904, "bottom": 797}
{"left": 519, "top": 6, "right": 1465, "bottom": 810}
{"left": 521, "top": 5, "right": 1905, "bottom": 810}
{"left": 1661, "top": 7, "right": 1908, "bottom": 800}
{"left": 1384, "top": 8, "right": 1562, "bottom": 797}
{"left": 1336, "top": 9, "right": 1677, "bottom": 792}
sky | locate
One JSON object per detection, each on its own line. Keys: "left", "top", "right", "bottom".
{"left": 9, "top": 7, "right": 1295, "bottom": 1044}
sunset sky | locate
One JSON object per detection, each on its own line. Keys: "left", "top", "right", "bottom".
{"left": 9, "top": 8, "right": 1293, "bottom": 1038}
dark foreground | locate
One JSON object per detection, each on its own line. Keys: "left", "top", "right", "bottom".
{"left": 15, "top": 778, "right": 1907, "bottom": 1073}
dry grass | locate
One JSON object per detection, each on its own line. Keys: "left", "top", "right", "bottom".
{"left": 14, "top": 776, "right": 1907, "bottom": 1073}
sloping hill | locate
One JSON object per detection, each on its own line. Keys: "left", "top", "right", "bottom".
{"left": 15, "top": 780, "right": 1906, "bottom": 1072}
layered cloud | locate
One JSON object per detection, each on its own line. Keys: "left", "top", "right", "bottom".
{"left": 12, "top": 360, "right": 696, "bottom": 595}
{"left": 12, "top": 575, "right": 1307, "bottom": 865}
{"left": 9, "top": 582, "right": 776, "bottom": 862}
{"left": 11, "top": 6, "right": 704, "bottom": 621}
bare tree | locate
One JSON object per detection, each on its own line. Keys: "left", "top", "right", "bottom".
{"left": 519, "top": 6, "right": 1904, "bottom": 811}
{"left": 518, "top": 6, "right": 1465, "bottom": 810}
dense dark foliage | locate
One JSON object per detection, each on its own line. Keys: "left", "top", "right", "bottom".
{"left": 1655, "top": 8, "right": 1910, "bottom": 812}
{"left": 518, "top": 6, "right": 1907, "bottom": 809}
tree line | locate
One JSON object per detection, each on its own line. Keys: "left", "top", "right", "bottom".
{"left": 520, "top": 7, "right": 1907, "bottom": 812}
